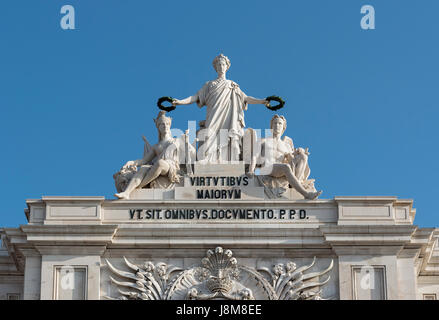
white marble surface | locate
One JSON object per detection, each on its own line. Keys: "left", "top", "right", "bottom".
{"left": 1, "top": 196, "right": 438, "bottom": 300}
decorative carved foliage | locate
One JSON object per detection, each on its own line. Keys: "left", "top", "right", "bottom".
{"left": 105, "top": 257, "right": 182, "bottom": 300}
{"left": 105, "top": 248, "right": 333, "bottom": 300}
{"left": 258, "top": 257, "right": 334, "bottom": 300}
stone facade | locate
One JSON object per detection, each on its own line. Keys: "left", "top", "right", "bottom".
{"left": 1, "top": 189, "right": 438, "bottom": 300}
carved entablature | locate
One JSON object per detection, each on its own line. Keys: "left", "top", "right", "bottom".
{"left": 105, "top": 247, "right": 333, "bottom": 300}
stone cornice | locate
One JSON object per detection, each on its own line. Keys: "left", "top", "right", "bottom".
{"left": 102, "top": 247, "right": 336, "bottom": 258}
{"left": 414, "top": 228, "right": 439, "bottom": 276}
{"left": 108, "top": 223, "right": 330, "bottom": 249}
{"left": 3, "top": 228, "right": 27, "bottom": 245}
{"left": 320, "top": 225, "right": 417, "bottom": 254}
{"left": 102, "top": 199, "right": 337, "bottom": 207}
{"left": 20, "top": 225, "right": 118, "bottom": 246}
{"left": 41, "top": 196, "right": 105, "bottom": 202}
{"left": 1, "top": 229, "right": 27, "bottom": 272}
{"left": 35, "top": 245, "right": 108, "bottom": 255}
{"left": 334, "top": 196, "right": 398, "bottom": 201}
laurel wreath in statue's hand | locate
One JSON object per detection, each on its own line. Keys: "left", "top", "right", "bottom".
{"left": 158, "top": 95, "right": 285, "bottom": 112}
{"left": 157, "top": 96, "right": 176, "bottom": 112}
{"left": 265, "top": 96, "right": 285, "bottom": 111}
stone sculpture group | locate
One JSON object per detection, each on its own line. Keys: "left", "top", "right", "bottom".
{"left": 114, "top": 54, "right": 321, "bottom": 200}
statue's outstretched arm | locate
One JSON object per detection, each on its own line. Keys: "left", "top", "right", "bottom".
{"left": 172, "top": 95, "right": 198, "bottom": 106}
{"left": 245, "top": 96, "right": 269, "bottom": 106}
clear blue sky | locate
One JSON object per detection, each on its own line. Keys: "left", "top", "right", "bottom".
{"left": 1, "top": 1, "right": 438, "bottom": 228}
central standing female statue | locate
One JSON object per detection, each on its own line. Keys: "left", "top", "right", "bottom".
{"left": 172, "top": 54, "right": 269, "bottom": 163}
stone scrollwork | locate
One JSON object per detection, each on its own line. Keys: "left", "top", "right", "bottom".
{"left": 105, "top": 247, "right": 333, "bottom": 300}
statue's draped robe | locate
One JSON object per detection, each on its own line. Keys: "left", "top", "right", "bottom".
{"left": 113, "top": 135, "right": 195, "bottom": 192}
{"left": 195, "top": 79, "right": 248, "bottom": 162}
{"left": 146, "top": 135, "right": 195, "bottom": 188}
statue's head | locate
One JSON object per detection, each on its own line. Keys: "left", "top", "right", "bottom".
{"left": 154, "top": 111, "right": 172, "bottom": 139}
{"left": 270, "top": 114, "right": 287, "bottom": 136}
{"left": 212, "top": 53, "right": 231, "bottom": 74}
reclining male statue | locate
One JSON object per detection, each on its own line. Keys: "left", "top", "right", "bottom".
{"left": 249, "top": 114, "right": 322, "bottom": 200}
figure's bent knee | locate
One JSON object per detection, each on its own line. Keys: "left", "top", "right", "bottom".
{"left": 295, "top": 148, "right": 308, "bottom": 158}
{"left": 295, "top": 153, "right": 308, "bottom": 162}
{"left": 156, "top": 159, "right": 168, "bottom": 167}
{"left": 278, "top": 163, "right": 290, "bottom": 171}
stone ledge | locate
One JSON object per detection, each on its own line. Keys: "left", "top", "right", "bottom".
{"left": 194, "top": 162, "right": 245, "bottom": 175}
{"left": 20, "top": 225, "right": 118, "bottom": 246}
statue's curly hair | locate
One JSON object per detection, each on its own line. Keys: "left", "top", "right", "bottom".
{"left": 270, "top": 114, "right": 287, "bottom": 135}
{"left": 212, "top": 53, "right": 231, "bottom": 72}
{"left": 154, "top": 111, "right": 172, "bottom": 140}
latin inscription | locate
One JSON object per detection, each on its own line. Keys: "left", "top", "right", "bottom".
{"left": 190, "top": 176, "right": 248, "bottom": 199}
{"left": 128, "top": 208, "right": 308, "bottom": 220}
{"left": 190, "top": 176, "right": 249, "bottom": 187}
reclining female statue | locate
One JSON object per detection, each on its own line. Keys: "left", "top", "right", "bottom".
{"left": 114, "top": 111, "right": 194, "bottom": 199}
